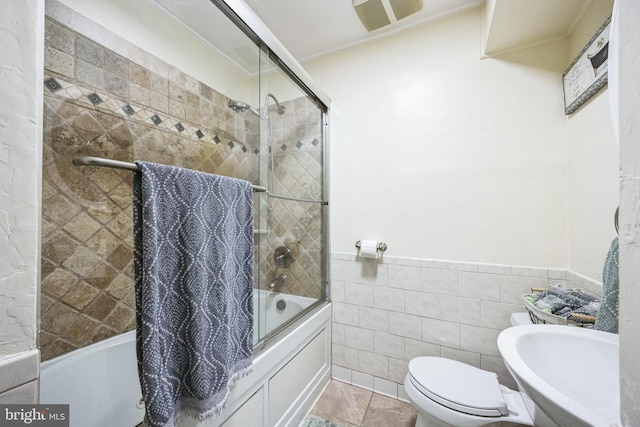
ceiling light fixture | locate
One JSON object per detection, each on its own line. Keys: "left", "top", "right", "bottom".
{"left": 353, "top": 0, "right": 424, "bottom": 32}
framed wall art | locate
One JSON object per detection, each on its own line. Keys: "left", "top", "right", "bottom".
{"left": 562, "top": 16, "right": 611, "bottom": 115}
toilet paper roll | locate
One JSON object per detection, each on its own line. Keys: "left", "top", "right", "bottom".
{"left": 359, "top": 240, "right": 379, "bottom": 259}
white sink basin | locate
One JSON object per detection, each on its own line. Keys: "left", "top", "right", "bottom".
{"left": 497, "top": 324, "right": 620, "bottom": 427}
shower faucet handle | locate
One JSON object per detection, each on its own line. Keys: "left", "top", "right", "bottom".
{"left": 268, "top": 273, "right": 288, "bottom": 291}
{"left": 274, "top": 246, "right": 292, "bottom": 268}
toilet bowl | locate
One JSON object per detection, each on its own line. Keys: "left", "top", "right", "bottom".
{"left": 404, "top": 313, "right": 547, "bottom": 427}
{"left": 404, "top": 357, "right": 534, "bottom": 427}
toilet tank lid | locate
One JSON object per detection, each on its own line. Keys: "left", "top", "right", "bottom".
{"left": 408, "top": 357, "right": 509, "bottom": 417}
{"left": 510, "top": 312, "right": 533, "bottom": 326}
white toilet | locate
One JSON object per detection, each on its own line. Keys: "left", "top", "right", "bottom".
{"left": 404, "top": 313, "right": 554, "bottom": 427}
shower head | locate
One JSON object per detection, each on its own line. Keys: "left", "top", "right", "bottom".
{"left": 228, "top": 99, "right": 251, "bottom": 113}
{"left": 267, "top": 93, "right": 286, "bottom": 115}
{"left": 228, "top": 95, "right": 285, "bottom": 118}
{"left": 228, "top": 99, "right": 260, "bottom": 117}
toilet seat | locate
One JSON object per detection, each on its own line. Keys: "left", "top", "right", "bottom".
{"left": 408, "top": 357, "right": 508, "bottom": 417}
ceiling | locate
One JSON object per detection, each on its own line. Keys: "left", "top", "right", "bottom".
{"left": 242, "top": 0, "right": 483, "bottom": 61}
{"left": 147, "top": 0, "right": 594, "bottom": 74}
{"left": 483, "top": 0, "right": 593, "bottom": 55}
{"left": 241, "top": 0, "right": 597, "bottom": 62}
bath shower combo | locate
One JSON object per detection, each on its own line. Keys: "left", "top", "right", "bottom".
{"left": 39, "top": 0, "right": 331, "bottom": 425}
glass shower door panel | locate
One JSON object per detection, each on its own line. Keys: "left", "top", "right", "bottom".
{"left": 258, "top": 59, "right": 326, "bottom": 339}
{"left": 264, "top": 197, "right": 324, "bottom": 335}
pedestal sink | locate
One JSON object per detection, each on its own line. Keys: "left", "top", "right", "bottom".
{"left": 497, "top": 324, "right": 620, "bottom": 427}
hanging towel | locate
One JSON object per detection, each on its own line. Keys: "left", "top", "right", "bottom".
{"left": 133, "top": 161, "right": 254, "bottom": 427}
{"left": 595, "top": 237, "right": 619, "bottom": 333}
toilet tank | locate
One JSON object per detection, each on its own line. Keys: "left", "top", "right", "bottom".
{"left": 510, "top": 312, "right": 533, "bottom": 327}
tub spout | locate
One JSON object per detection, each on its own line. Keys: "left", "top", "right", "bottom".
{"left": 268, "top": 273, "right": 287, "bottom": 291}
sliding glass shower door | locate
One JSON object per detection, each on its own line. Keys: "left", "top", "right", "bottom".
{"left": 252, "top": 53, "right": 328, "bottom": 343}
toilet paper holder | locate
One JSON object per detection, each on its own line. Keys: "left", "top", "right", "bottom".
{"left": 355, "top": 240, "right": 388, "bottom": 252}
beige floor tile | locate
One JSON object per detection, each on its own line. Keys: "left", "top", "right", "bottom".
{"left": 309, "top": 409, "right": 358, "bottom": 427}
{"left": 359, "top": 393, "right": 418, "bottom": 427}
{"left": 313, "top": 380, "right": 372, "bottom": 426}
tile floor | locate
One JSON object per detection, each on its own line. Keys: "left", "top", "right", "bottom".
{"left": 307, "top": 379, "right": 417, "bottom": 427}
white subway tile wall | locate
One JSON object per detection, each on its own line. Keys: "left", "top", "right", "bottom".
{"left": 330, "top": 252, "right": 603, "bottom": 400}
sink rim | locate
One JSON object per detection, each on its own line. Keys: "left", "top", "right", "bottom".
{"left": 497, "top": 324, "right": 620, "bottom": 427}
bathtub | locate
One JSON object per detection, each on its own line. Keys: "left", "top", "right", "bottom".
{"left": 39, "top": 329, "right": 144, "bottom": 427}
{"left": 40, "top": 291, "right": 330, "bottom": 427}
{"left": 254, "top": 290, "right": 316, "bottom": 343}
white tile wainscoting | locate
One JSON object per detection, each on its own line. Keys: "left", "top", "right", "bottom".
{"left": 329, "top": 252, "right": 603, "bottom": 401}
{"left": 0, "top": 350, "right": 39, "bottom": 403}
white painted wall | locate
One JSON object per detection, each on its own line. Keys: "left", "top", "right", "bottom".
{"left": 567, "top": 0, "right": 618, "bottom": 282}
{"left": 0, "top": 0, "right": 43, "bottom": 358}
{"left": 306, "top": 5, "right": 569, "bottom": 268}
{"left": 618, "top": 0, "right": 640, "bottom": 423}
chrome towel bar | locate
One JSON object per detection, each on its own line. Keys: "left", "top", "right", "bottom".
{"left": 72, "top": 156, "right": 267, "bottom": 192}
{"left": 72, "top": 156, "right": 331, "bottom": 204}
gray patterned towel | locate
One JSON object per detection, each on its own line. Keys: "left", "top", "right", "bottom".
{"left": 133, "top": 161, "right": 254, "bottom": 427}
{"left": 595, "top": 237, "right": 619, "bottom": 333}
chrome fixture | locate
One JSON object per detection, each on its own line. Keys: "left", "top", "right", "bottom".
{"left": 227, "top": 99, "right": 260, "bottom": 117}
{"left": 227, "top": 93, "right": 285, "bottom": 118}
{"left": 228, "top": 93, "right": 294, "bottom": 210}
{"left": 274, "top": 246, "right": 292, "bottom": 268}
{"left": 268, "top": 273, "right": 287, "bottom": 291}
{"left": 72, "top": 156, "right": 268, "bottom": 192}
{"left": 355, "top": 240, "right": 388, "bottom": 252}
{"left": 266, "top": 93, "right": 286, "bottom": 115}
{"left": 227, "top": 99, "right": 250, "bottom": 113}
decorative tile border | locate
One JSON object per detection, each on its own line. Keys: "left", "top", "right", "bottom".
{"left": 44, "top": 74, "right": 322, "bottom": 156}
{"left": 43, "top": 74, "right": 254, "bottom": 154}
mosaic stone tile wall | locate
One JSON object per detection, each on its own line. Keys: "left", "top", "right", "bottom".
{"left": 41, "top": 13, "right": 325, "bottom": 360}
{"left": 265, "top": 98, "right": 324, "bottom": 300}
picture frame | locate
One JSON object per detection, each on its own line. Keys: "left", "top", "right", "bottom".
{"left": 562, "top": 16, "right": 611, "bottom": 115}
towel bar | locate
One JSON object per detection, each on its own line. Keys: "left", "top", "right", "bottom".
{"left": 73, "top": 156, "right": 267, "bottom": 192}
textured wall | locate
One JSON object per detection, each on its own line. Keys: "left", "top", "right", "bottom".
{"left": 566, "top": 0, "right": 617, "bottom": 282}
{"left": 306, "top": 6, "right": 570, "bottom": 268}
{"left": 619, "top": 0, "right": 640, "bottom": 424}
{"left": 0, "top": 0, "right": 43, "bottom": 358}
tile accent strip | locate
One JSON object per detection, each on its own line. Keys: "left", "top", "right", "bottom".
{"left": 43, "top": 73, "right": 254, "bottom": 155}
